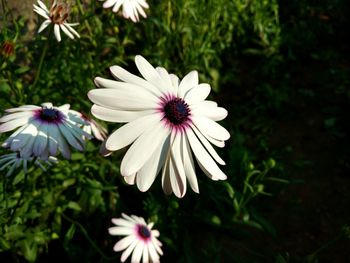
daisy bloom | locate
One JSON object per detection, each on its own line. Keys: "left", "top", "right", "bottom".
{"left": 0, "top": 102, "right": 91, "bottom": 160}
{"left": 108, "top": 213, "right": 162, "bottom": 263}
{"left": 33, "top": 0, "right": 80, "bottom": 42}
{"left": 88, "top": 55, "right": 230, "bottom": 197}
{"left": 0, "top": 152, "right": 58, "bottom": 177}
{"left": 102, "top": 0, "right": 149, "bottom": 23}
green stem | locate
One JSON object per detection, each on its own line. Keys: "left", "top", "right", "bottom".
{"left": 76, "top": 0, "right": 93, "bottom": 37}
{"left": 61, "top": 213, "right": 115, "bottom": 261}
{"left": 32, "top": 30, "right": 52, "bottom": 90}
{"left": 8, "top": 172, "right": 28, "bottom": 225}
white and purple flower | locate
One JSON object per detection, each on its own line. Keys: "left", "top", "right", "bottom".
{"left": 0, "top": 103, "right": 91, "bottom": 160}
{"left": 88, "top": 55, "right": 230, "bottom": 197}
{"left": 108, "top": 213, "right": 163, "bottom": 263}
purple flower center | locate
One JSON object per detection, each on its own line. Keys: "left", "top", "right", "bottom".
{"left": 164, "top": 98, "right": 190, "bottom": 125}
{"left": 137, "top": 225, "right": 151, "bottom": 239}
{"left": 39, "top": 108, "right": 61, "bottom": 122}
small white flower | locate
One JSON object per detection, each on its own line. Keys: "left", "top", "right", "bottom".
{"left": 33, "top": 0, "right": 80, "bottom": 42}
{"left": 88, "top": 55, "right": 230, "bottom": 197}
{"left": 102, "top": 0, "right": 149, "bottom": 23}
{"left": 108, "top": 213, "right": 163, "bottom": 263}
{"left": 0, "top": 152, "right": 58, "bottom": 177}
{"left": 0, "top": 103, "right": 91, "bottom": 160}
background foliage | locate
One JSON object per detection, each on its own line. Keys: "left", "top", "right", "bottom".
{"left": 1, "top": 0, "right": 349, "bottom": 262}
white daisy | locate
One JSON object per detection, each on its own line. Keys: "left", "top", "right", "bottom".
{"left": 33, "top": 0, "right": 80, "bottom": 42}
{"left": 0, "top": 102, "right": 91, "bottom": 160}
{"left": 88, "top": 55, "right": 230, "bottom": 197}
{"left": 108, "top": 213, "right": 163, "bottom": 263}
{"left": 102, "top": 0, "right": 149, "bottom": 23}
{"left": 0, "top": 152, "right": 58, "bottom": 177}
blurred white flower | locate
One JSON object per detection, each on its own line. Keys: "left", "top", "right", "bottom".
{"left": 0, "top": 103, "right": 91, "bottom": 160}
{"left": 88, "top": 55, "right": 230, "bottom": 197}
{"left": 33, "top": 0, "right": 80, "bottom": 42}
{"left": 102, "top": 0, "right": 149, "bottom": 23}
{"left": 70, "top": 110, "right": 108, "bottom": 141}
{"left": 0, "top": 152, "right": 58, "bottom": 177}
{"left": 108, "top": 213, "right": 162, "bottom": 263}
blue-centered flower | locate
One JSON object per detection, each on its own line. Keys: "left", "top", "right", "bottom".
{"left": 0, "top": 103, "right": 91, "bottom": 160}
{"left": 88, "top": 55, "right": 230, "bottom": 197}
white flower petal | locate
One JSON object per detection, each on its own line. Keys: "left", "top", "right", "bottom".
{"left": 169, "top": 73, "right": 180, "bottom": 93}
{"left": 37, "top": 0, "right": 49, "bottom": 12}
{"left": 33, "top": 5, "right": 50, "bottom": 19}
{"left": 89, "top": 85, "right": 157, "bottom": 111}
{"left": 56, "top": 127, "right": 71, "bottom": 159}
{"left": 131, "top": 242, "right": 144, "bottom": 263}
{"left": 105, "top": 114, "right": 159, "bottom": 151}
{"left": 0, "top": 116, "right": 30, "bottom": 133}
{"left": 54, "top": 24, "right": 61, "bottom": 42}
{"left": 178, "top": 70, "right": 198, "bottom": 98}
{"left": 121, "top": 239, "right": 138, "bottom": 262}
{"left": 184, "top": 83, "right": 211, "bottom": 105}
{"left": 120, "top": 122, "right": 170, "bottom": 176}
{"left": 109, "top": 65, "right": 161, "bottom": 97}
{"left": 192, "top": 115, "right": 230, "bottom": 141}
{"left": 48, "top": 125, "right": 59, "bottom": 156}
{"left": 20, "top": 135, "right": 36, "bottom": 158}
{"left": 112, "top": 218, "right": 135, "bottom": 228}
{"left": 187, "top": 128, "right": 227, "bottom": 180}
{"left": 5, "top": 105, "right": 40, "bottom": 113}
{"left": 124, "top": 173, "right": 136, "bottom": 185}
{"left": 10, "top": 122, "right": 38, "bottom": 151}
{"left": 64, "top": 23, "right": 80, "bottom": 38}
{"left": 38, "top": 20, "right": 51, "bottom": 33}
{"left": 0, "top": 111, "right": 33, "bottom": 123}
{"left": 136, "top": 133, "right": 170, "bottom": 192}
{"left": 192, "top": 125, "right": 226, "bottom": 165}
{"left": 147, "top": 242, "right": 160, "bottom": 263}
{"left": 113, "top": 235, "right": 136, "bottom": 252}
{"left": 161, "top": 157, "right": 172, "bottom": 195}
{"left": 182, "top": 134, "right": 199, "bottom": 193}
{"left": 135, "top": 3, "right": 147, "bottom": 18}
{"left": 108, "top": 226, "right": 135, "bottom": 236}
{"left": 58, "top": 124, "right": 84, "bottom": 151}
{"left": 60, "top": 24, "right": 74, "bottom": 39}
{"left": 33, "top": 123, "right": 48, "bottom": 157}
{"left": 103, "top": 0, "right": 118, "bottom": 8}
{"left": 191, "top": 103, "right": 228, "bottom": 121}
{"left": 142, "top": 244, "right": 149, "bottom": 263}
{"left": 169, "top": 134, "right": 187, "bottom": 198}
{"left": 156, "top": 67, "right": 172, "bottom": 91}
{"left": 112, "top": 0, "right": 123, "bottom": 12}
{"left": 91, "top": 104, "right": 151, "bottom": 123}
{"left": 135, "top": 55, "right": 171, "bottom": 93}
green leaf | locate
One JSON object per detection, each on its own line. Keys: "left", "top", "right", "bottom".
{"left": 15, "top": 66, "right": 30, "bottom": 74}
{"left": 67, "top": 201, "right": 82, "bottom": 211}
